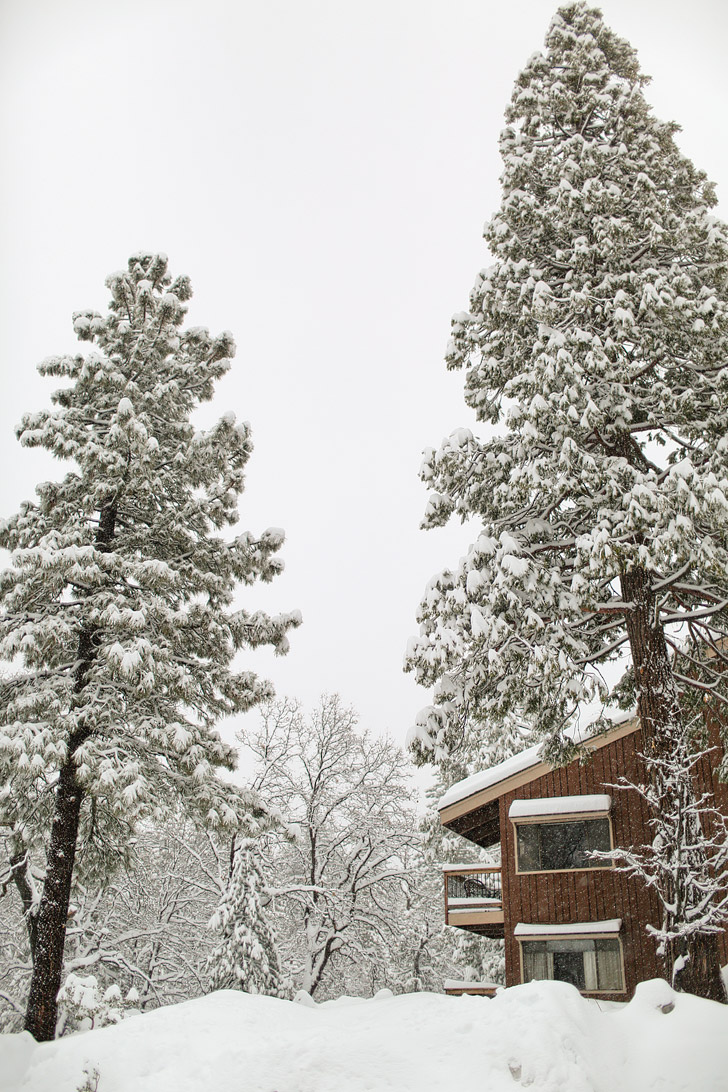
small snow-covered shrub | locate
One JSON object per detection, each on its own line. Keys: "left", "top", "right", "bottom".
{"left": 57, "top": 973, "right": 139, "bottom": 1036}
{"left": 76, "top": 1065, "right": 100, "bottom": 1092}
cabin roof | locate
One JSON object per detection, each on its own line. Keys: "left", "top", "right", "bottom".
{"left": 438, "top": 715, "right": 640, "bottom": 825}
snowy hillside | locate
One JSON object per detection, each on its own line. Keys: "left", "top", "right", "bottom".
{"left": 3, "top": 979, "right": 727, "bottom": 1092}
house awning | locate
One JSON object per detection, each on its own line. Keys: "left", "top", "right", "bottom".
{"left": 508, "top": 794, "right": 611, "bottom": 820}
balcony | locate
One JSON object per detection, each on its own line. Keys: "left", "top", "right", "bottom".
{"left": 443, "top": 864, "right": 504, "bottom": 938}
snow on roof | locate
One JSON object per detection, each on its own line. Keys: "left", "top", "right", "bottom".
{"left": 514, "top": 919, "right": 622, "bottom": 938}
{"left": 439, "top": 862, "right": 496, "bottom": 872}
{"left": 438, "top": 742, "right": 543, "bottom": 810}
{"left": 508, "top": 795, "right": 611, "bottom": 820}
{"left": 443, "top": 979, "right": 500, "bottom": 990}
{"left": 448, "top": 900, "right": 502, "bottom": 910}
{"left": 438, "top": 716, "right": 637, "bottom": 812}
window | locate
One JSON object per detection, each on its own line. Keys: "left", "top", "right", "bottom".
{"left": 515, "top": 818, "right": 611, "bottom": 872}
{"left": 520, "top": 937, "right": 624, "bottom": 992}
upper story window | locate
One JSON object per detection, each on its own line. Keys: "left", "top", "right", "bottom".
{"left": 509, "top": 795, "right": 612, "bottom": 873}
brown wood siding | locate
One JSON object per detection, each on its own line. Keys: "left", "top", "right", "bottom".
{"left": 501, "top": 729, "right": 678, "bottom": 1000}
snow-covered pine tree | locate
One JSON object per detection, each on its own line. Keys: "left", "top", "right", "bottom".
{"left": 207, "top": 836, "right": 287, "bottom": 996}
{"left": 405, "top": 3, "right": 728, "bottom": 1001}
{"left": 0, "top": 253, "right": 301, "bottom": 1040}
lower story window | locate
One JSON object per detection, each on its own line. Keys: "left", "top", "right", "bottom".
{"left": 521, "top": 937, "right": 624, "bottom": 992}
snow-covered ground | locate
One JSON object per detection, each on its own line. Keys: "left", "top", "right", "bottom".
{"left": 3, "top": 978, "right": 727, "bottom": 1092}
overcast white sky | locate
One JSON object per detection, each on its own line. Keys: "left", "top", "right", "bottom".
{"left": 1, "top": 0, "right": 727, "bottom": 754}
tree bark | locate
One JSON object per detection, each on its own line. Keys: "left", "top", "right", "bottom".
{"left": 673, "top": 932, "right": 727, "bottom": 1003}
{"left": 23, "top": 503, "right": 116, "bottom": 1041}
{"left": 620, "top": 564, "right": 727, "bottom": 1004}
{"left": 23, "top": 733, "right": 88, "bottom": 1040}
{"left": 9, "top": 850, "right": 38, "bottom": 962}
{"left": 620, "top": 565, "right": 682, "bottom": 755}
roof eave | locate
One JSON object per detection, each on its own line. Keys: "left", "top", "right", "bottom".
{"left": 439, "top": 717, "right": 640, "bottom": 827}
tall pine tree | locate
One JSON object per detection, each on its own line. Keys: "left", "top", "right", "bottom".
{"left": 0, "top": 253, "right": 301, "bottom": 1039}
{"left": 406, "top": 3, "right": 728, "bottom": 1001}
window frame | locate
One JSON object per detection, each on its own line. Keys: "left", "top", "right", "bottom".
{"left": 517, "top": 931, "right": 626, "bottom": 995}
{"left": 511, "top": 809, "right": 615, "bottom": 876}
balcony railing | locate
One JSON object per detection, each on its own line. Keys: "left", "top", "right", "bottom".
{"left": 446, "top": 867, "right": 502, "bottom": 903}
{"left": 442, "top": 865, "right": 504, "bottom": 936}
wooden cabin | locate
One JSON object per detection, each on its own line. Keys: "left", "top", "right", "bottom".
{"left": 439, "top": 717, "right": 728, "bottom": 1001}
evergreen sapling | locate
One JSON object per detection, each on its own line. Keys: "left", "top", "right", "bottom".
{"left": 208, "top": 837, "right": 287, "bottom": 996}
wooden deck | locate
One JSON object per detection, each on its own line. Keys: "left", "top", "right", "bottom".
{"left": 443, "top": 865, "right": 504, "bottom": 938}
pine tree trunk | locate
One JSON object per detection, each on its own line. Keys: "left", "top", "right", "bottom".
{"left": 620, "top": 565, "right": 681, "bottom": 754}
{"left": 24, "top": 503, "right": 117, "bottom": 1041}
{"left": 9, "top": 849, "right": 38, "bottom": 961}
{"left": 23, "top": 735, "right": 87, "bottom": 1041}
{"left": 673, "top": 933, "right": 727, "bottom": 1003}
{"left": 620, "top": 564, "right": 727, "bottom": 1004}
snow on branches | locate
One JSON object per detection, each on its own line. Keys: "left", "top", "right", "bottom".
{"left": 597, "top": 716, "right": 728, "bottom": 1000}
{"left": 406, "top": 2, "right": 728, "bottom": 769}
{"left": 0, "top": 253, "right": 300, "bottom": 1039}
{"left": 207, "top": 837, "right": 288, "bottom": 998}
{"left": 239, "top": 696, "right": 420, "bottom": 998}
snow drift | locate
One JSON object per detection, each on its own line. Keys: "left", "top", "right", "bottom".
{"left": 3, "top": 978, "right": 727, "bottom": 1092}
